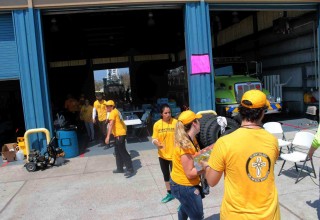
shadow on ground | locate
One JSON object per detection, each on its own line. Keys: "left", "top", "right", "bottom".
{"left": 306, "top": 199, "right": 320, "bottom": 220}
{"left": 204, "top": 213, "right": 220, "bottom": 220}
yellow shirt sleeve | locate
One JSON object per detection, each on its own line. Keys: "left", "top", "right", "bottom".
{"left": 312, "top": 125, "right": 320, "bottom": 149}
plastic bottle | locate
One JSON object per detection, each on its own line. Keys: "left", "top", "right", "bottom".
{"left": 15, "top": 147, "right": 25, "bottom": 161}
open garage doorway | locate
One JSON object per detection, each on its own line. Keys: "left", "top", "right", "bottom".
{"left": 0, "top": 80, "right": 25, "bottom": 149}
{"left": 42, "top": 8, "right": 186, "bottom": 118}
{"left": 93, "top": 67, "right": 130, "bottom": 103}
{"left": 209, "top": 9, "right": 317, "bottom": 118}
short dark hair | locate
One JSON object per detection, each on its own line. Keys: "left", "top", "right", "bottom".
{"left": 238, "top": 104, "right": 266, "bottom": 122}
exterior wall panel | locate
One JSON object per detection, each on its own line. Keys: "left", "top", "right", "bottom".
{"left": 0, "top": 14, "right": 19, "bottom": 79}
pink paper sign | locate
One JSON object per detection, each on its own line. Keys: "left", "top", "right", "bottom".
{"left": 191, "top": 54, "right": 211, "bottom": 74}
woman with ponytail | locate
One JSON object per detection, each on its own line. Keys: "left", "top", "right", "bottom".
{"left": 170, "top": 110, "right": 206, "bottom": 220}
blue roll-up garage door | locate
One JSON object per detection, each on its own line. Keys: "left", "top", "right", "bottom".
{"left": 0, "top": 13, "right": 19, "bottom": 79}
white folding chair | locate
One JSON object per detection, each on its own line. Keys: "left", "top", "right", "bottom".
{"left": 263, "top": 122, "right": 291, "bottom": 154}
{"left": 278, "top": 131, "right": 316, "bottom": 183}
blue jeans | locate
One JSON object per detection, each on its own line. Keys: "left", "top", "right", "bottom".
{"left": 84, "top": 121, "right": 94, "bottom": 140}
{"left": 170, "top": 179, "right": 204, "bottom": 220}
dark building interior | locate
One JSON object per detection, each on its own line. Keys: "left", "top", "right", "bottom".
{"left": 42, "top": 9, "right": 186, "bottom": 110}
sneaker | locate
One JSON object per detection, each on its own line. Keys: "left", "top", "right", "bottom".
{"left": 161, "top": 193, "right": 175, "bottom": 203}
{"left": 113, "top": 169, "right": 124, "bottom": 174}
{"left": 104, "top": 144, "right": 111, "bottom": 150}
{"left": 124, "top": 169, "right": 134, "bottom": 177}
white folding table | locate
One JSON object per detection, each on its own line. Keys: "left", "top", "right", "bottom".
{"left": 124, "top": 119, "right": 142, "bottom": 126}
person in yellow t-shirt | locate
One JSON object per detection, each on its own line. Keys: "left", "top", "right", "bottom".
{"left": 93, "top": 92, "right": 108, "bottom": 146}
{"left": 309, "top": 124, "right": 320, "bottom": 159}
{"left": 64, "top": 94, "right": 80, "bottom": 125}
{"left": 201, "top": 89, "right": 280, "bottom": 220}
{"left": 80, "top": 99, "right": 94, "bottom": 142}
{"left": 105, "top": 100, "right": 134, "bottom": 177}
{"left": 152, "top": 104, "right": 177, "bottom": 203}
{"left": 170, "top": 110, "right": 205, "bottom": 220}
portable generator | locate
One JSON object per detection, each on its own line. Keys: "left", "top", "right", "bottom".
{"left": 25, "top": 137, "right": 65, "bottom": 172}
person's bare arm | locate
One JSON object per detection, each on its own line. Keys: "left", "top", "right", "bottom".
{"left": 152, "top": 139, "right": 164, "bottom": 149}
{"left": 308, "top": 146, "right": 317, "bottom": 159}
{"left": 200, "top": 161, "right": 223, "bottom": 187}
{"left": 105, "top": 120, "right": 114, "bottom": 144}
{"left": 181, "top": 154, "right": 203, "bottom": 179}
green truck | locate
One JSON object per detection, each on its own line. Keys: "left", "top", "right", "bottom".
{"left": 214, "top": 57, "right": 282, "bottom": 117}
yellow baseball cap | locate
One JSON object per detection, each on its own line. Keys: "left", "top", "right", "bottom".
{"left": 106, "top": 100, "right": 115, "bottom": 106}
{"left": 178, "top": 110, "right": 202, "bottom": 125}
{"left": 241, "top": 90, "right": 270, "bottom": 109}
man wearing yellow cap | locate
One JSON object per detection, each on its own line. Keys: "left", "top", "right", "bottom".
{"left": 201, "top": 89, "right": 280, "bottom": 219}
{"left": 105, "top": 100, "right": 134, "bottom": 177}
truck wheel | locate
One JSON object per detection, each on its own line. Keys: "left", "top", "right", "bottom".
{"left": 232, "top": 114, "right": 242, "bottom": 125}
{"left": 198, "top": 116, "right": 219, "bottom": 148}
{"left": 202, "top": 117, "right": 240, "bottom": 147}
{"left": 26, "top": 162, "right": 36, "bottom": 172}
{"left": 197, "top": 114, "right": 217, "bottom": 148}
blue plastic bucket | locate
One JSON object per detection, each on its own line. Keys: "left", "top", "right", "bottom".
{"left": 56, "top": 129, "right": 79, "bottom": 158}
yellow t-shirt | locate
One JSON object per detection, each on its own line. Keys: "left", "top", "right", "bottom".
{"left": 80, "top": 105, "right": 93, "bottom": 122}
{"left": 109, "top": 108, "right": 126, "bottom": 137}
{"left": 93, "top": 100, "right": 107, "bottom": 121}
{"left": 152, "top": 118, "right": 177, "bottom": 160}
{"left": 170, "top": 139, "right": 200, "bottom": 186}
{"left": 312, "top": 124, "right": 320, "bottom": 149}
{"left": 208, "top": 128, "right": 280, "bottom": 220}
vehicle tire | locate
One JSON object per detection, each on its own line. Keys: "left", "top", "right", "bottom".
{"left": 199, "top": 113, "right": 216, "bottom": 129}
{"left": 197, "top": 114, "right": 217, "bottom": 149}
{"left": 25, "top": 162, "right": 36, "bottom": 172}
{"left": 232, "top": 114, "right": 242, "bottom": 125}
{"left": 220, "top": 118, "right": 240, "bottom": 137}
{"left": 203, "top": 117, "right": 240, "bottom": 147}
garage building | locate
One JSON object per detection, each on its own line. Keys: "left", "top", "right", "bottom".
{"left": 0, "top": 0, "right": 319, "bottom": 147}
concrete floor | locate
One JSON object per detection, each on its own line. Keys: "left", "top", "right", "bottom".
{"left": 0, "top": 117, "right": 319, "bottom": 220}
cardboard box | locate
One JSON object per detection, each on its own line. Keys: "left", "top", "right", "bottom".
{"left": 2, "top": 143, "right": 18, "bottom": 162}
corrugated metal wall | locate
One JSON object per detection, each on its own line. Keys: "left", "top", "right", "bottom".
{"left": 0, "top": 13, "right": 19, "bottom": 79}
{"left": 216, "top": 9, "right": 318, "bottom": 114}
{"left": 185, "top": 2, "right": 215, "bottom": 112}
{"left": 260, "top": 18, "right": 317, "bottom": 113}
{"left": 13, "top": 9, "right": 53, "bottom": 134}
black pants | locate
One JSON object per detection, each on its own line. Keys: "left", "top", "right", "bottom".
{"left": 115, "top": 135, "right": 133, "bottom": 171}
{"left": 159, "top": 157, "right": 172, "bottom": 182}
{"left": 97, "top": 120, "right": 107, "bottom": 143}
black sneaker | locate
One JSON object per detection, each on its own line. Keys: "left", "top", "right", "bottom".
{"left": 113, "top": 169, "right": 125, "bottom": 174}
{"left": 124, "top": 169, "right": 134, "bottom": 177}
